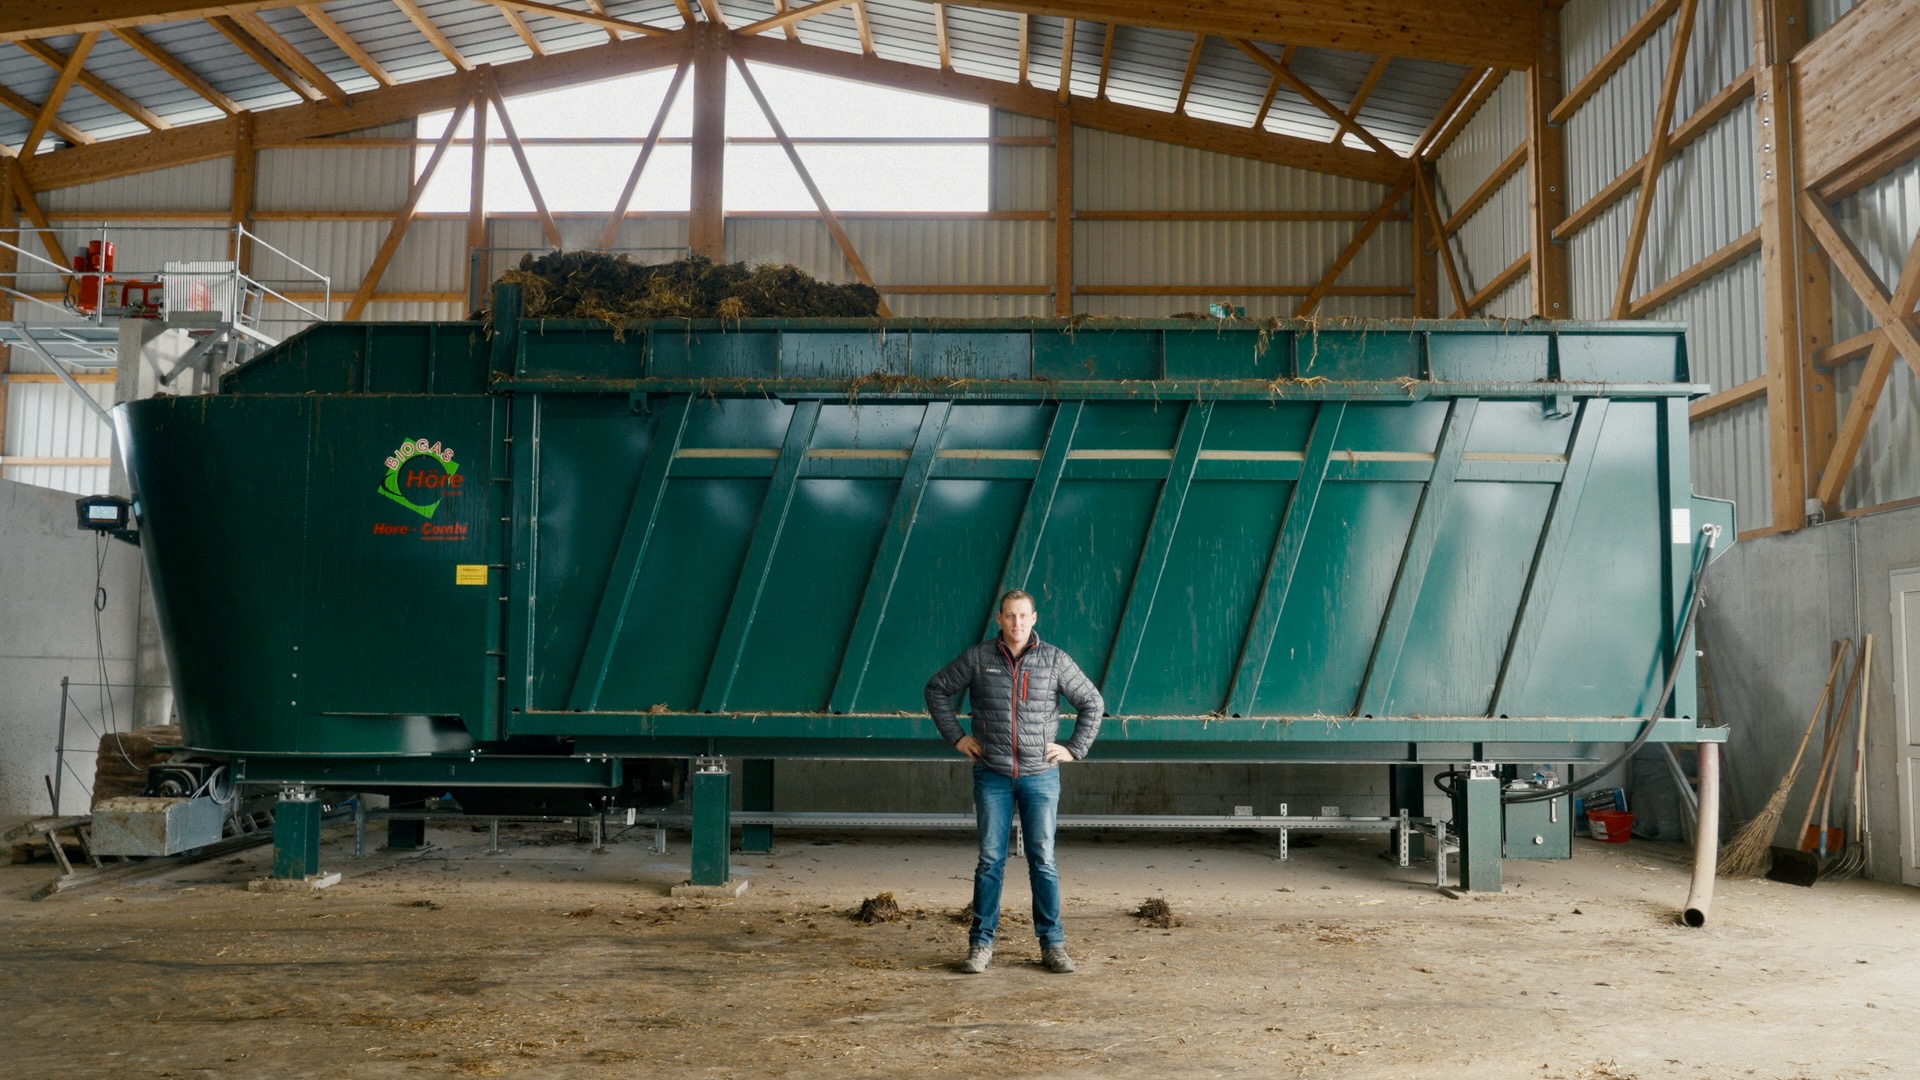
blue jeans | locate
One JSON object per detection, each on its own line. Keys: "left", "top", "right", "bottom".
{"left": 970, "top": 763, "right": 1063, "bottom": 949}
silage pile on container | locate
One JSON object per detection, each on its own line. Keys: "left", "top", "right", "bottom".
{"left": 488, "top": 251, "right": 882, "bottom": 324}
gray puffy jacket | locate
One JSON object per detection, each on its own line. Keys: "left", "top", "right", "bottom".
{"left": 925, "top": 634, "right": 1103, "bottom": 778}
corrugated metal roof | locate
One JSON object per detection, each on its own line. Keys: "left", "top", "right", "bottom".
{"left": 3, "top": 3, "right": 1472, "bottom": 176}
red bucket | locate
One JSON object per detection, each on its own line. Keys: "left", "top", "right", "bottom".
{"left": 1587, "top": 809, "right": 1634, "bottom": 843}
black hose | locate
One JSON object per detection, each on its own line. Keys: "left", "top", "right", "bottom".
{"left": 1501, "top": 524, "right": 1721, "bottom": 805}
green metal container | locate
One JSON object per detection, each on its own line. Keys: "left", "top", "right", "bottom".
{"left": 116, "top": 285, "right": 1731, "bottom": 788}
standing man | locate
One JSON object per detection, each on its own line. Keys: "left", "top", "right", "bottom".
{"left": 925, "top": 589, "right": 1103, "bottom": 974}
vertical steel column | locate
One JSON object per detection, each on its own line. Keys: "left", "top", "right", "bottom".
{"left": 690, "top": 757, "right": 732, "bottom": 886}
{"left": 1455, "top": 763, "right": 1502, "bottom": 892}
{"left": 740, "top": 759, "right": 774, "bottom": 854}
{"left": 273, "top": 786, "right": 323, "bottom": 879}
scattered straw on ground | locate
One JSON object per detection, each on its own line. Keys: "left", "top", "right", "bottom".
{"left": 855, "top": 892, "right": 901, "bottom": 924}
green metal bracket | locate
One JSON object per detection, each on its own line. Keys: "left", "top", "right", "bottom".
{"left": 990, "top": 400, "right": 1083, "bottom": 629}
{"left": 691, "top": 758, "right": 732, "bottom": 886}
{"left": 830, "top": 402, "right": 951, "bottom": 712}
{"left": 272, "top": 788, "right": 323, "bottom": 879}
{"left": 700, "top": 402, "right": 823, "bottom": 712}
{"left": 740, "top": 759, "right": 774, "bottom": 854}
{"left": 570, "top": 394, "right": 694, "bottom": 710}
{"left": 1455, "top": 764, "right": 1502, "bottom": 892}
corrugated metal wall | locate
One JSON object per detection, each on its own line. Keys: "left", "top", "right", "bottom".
{"left": 1549, "top": 0, "right": 1769, "bottom": 521}
{"left": 1832, "top": 160, "right": 1920, "bottom": 508}
{"left": 1435, "top": 72, "right": 1530, "bottom": 311}
{"left": 1, "top": 380, "right": 113, "bottom": 495}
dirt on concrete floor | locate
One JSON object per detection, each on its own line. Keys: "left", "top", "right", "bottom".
{"left": 1, "top": 818, "right": 1914, "bottom": 1079}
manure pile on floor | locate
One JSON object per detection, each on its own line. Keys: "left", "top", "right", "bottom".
{"left": 489, "top": 251, "right": 882, "bottom": 322}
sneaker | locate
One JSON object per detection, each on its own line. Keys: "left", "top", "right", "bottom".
{"left": 959, "top": 944, "right": 993, "bottom": 974}
{"left": 1042, "top": 945, "right": 1075, "bottom": 973}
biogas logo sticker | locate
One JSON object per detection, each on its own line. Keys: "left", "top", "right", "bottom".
{"left": 379, "top": 437, "right": 463, "bottom": 519}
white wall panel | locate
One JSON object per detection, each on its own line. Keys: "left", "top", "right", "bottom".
{"left": 1646, "top": 253, "right": 1767, "bottom": 515}
{"left": 886, "top": 294, "right": 1051, "bottom": 318}
{"left": 1634, "top": 106, "right": 1757, "bottom": 293}
{"left": 1448, "top": 176, "right": 1530, "bottom": 306}
{"left": 992, "top": 111, "right": 1054, "bottom": 213}
{"left": 1436, "top": 72, "right": 1526, "bottom": 201}
{"left": 1481, "top": 273, "right": 1533, "bottom": 320}
{"left": 256, "top": 145, "right": 414, "bottom": 212}
{"left": 1075, "top": 129, "right": 1388, "bottom": 212}
{"left": 1079, "top": 294, "right": 1411, "bottom": 320}
{"left": 40, "top": 160, "right": 231, "bottom": 213}
{"left": 1080, "top": 220, "right": 1408, "bottom": 289}
{"left": 2, "top": 381, "right": 114, "bottom": 496}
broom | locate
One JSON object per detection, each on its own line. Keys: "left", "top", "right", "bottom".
{"left": 1823, "top": 634, "right": 1873, "bottom": 881}
{"left": 1718, "top": 642, "right": 1850, "bottom": 877}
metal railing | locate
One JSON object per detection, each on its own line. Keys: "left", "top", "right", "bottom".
{"left": 45, "top": 676, "right": 174, "bottom": 817}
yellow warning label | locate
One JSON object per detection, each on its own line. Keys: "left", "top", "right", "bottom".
{"left": 455, "top": 564, "right": 489, "bottom": 586}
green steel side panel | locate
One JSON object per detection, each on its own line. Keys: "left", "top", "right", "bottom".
{"left": 127, "top": 313, "right": 1729, "bottom": 767}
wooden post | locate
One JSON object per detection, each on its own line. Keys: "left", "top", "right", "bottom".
{"left": 1611, "top": 0, "right": 1700, "bottom": 319}
{"left": 1411, "top": 186, "right": 1438, "bottom": 318}
{"left": 229, "top": 111, "right": 256, "bottom": 273}
{"left": 1527, "top": 8, "right": 1569, "bottom": 318}
{"left": 467, "top": 79, "right": 489, "bottom": 303}
{"left": 688, "top": 23, "right": 728, "bottom": 261}
{"left": 1055, "top": 104, "right": 1073, "bottom": 317}
{"left": 0, "top": 158, "right": 14, "bottom": 466}
{"left": 1753, "top": 0, "right": 1827, "bottom": 527}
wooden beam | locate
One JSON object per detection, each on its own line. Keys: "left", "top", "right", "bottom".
{"left": 1429, "top": 142, "right": 1523, "bottom": 244}
{"left": 1335, "top": 54, "right": 1391, "bottom": 146}
{"left": 903, "top": 1, "right": 1536, "bottom": 69}
{"left": 18, "top": 37, "right": 170, "bottom": 131}
{"left": 113, "top": 26, "right": 240, "bottom": 113}
{"left": 477, "top": 0, "right": 673, "bottom": 38}
{"left": 467, "top": 83, "right": 487, "bottom": 293}
{"left": 2, "top": 372, "right": 118, "bottom": 384}
{"left": 24, "top": 30, "right": 692, "bottom": 192}
{"left": 699, "top": 0, "right": 729, "bottom": 30}
{"left": 737, "top": 0, "right": 852, "bottom": 35}
{"left": 935, "top": 3, "right": 951, "bottom": 69}
{"left": 229, "top": 10, "right": 349, "bottom": 105}
{"left": 298, "top": 4, "right": 394, "bottom": 87}
{"left": 1689, "top": 374, "right": 1768, "bottom": 420}
{"left": 1230, "top": 40, "right": 1397, "bottom": 158}
{"left": 1527, "top": 7, "right": 1567, "bottom": 318}
{"left": 1550, "top": 0, "right": 1680, "bottom": 125}
{"left": 1413, "top": 162, "right": 1467, "bottom": 316}
{"left": 1410, "top": 163, "right": 1437, "bottom": 317}
{"left": 733, "top": 54, "right": 889, "bottom": 314}
{"left": 599, "top": 59, "right": 690, "bottom": 250}
{"left": 1079, "top": 209, "right": 1405, "bottom": 222}
{"left": 1553, "top": 67, "right": 1754, "bottom": 242}
{"left": 587, "top": 0, "right": 622, "bottom": 44}
{"left": 2, "top": 2, "right": 292, "bottom": 41}
{"left": 8, "top": 169, "right": 72, "bottom": 275}
{"left": 229, "top": 110, "right": 255, "bottom": 271}
{"left": 730, "top": 31, "right": 1406, "bottom": 183}
{"left": 0, "top": 159, "right": 14, "bottom": 407}
{"left": 1814, "top": 330, "right": 1880, "bottom": 369}
{"left": 1754, "top": 0, "right": 1818, "bottom": 530}
{"left": 1627, "top": 226, "right": 1761, "bottom": 318}
{"left": 1173, "top": 33, "right": 1206, "bottom": 115}
{"left": 1792, "top": 0, "right": 1920, "bottom": 199}
{"left": 1295, "top": 172, "right": 1413, "bottom": 316}
{"left": 1251, "top": 75, "right": 1281, "bottom": 130}
{"left": 22, "top": 32, "right": 97, "bottom": 158}
{"left": 480, "top": 67, "right": 560, "bottom": 250}
{"left": 1017, "top": 13, "right": 1032, "bottom": 86}
{"left": 1462, "top": 252, "right": 1528, "bottom": 315}
{"left": 1611, "top": 0, "right": 1698, "bottom": 319}
{"left": 393, "top": 0, "right": 472, "bottom": 70}
{"left": 1415, "top": 66, "right": 1501, "bottom": 160}
{"left": 1055, "top": 104, "right": 1072, "bottom": 316}
{"left": 498, "top": 6, "right": 547, "bottom": 57}
{"left": 852, "top": 0, "right": 874, "bottom": 56}
{"left": 1096, "top": 21, "right": 1114, "bottom": 99}
{"left": 347, "top": 97, "right": 469, "bottom": 321}
{"left": 0, "top": 85, "right": 93, "bottom": 147}
{"left": 1057, "top": 18, "right": 1075, "bottom": 103}
{"left": 1804, "top": 194, "right": 1920, "bottom": 511}
{"left": 688, "top": 25, "right": 726, "bottom": 260}
{"left": 208, "top": 14, "right": 322, "bottom": 101}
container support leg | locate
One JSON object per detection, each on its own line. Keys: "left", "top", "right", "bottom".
{"left": 387, "top": 797, "right": 427, "bottom": 851}
{"left": 691, "top": 757, "right": 732, "bottom": 887}
{"left": 1457, "top": 763, "right": 1503, "bottom": 892}
{"left": 273, "top": 786, "right": 323, "bottom": 880}
{"left": 1388, "top": 764, "right": 1426, "bottom": 861}
{"left": 740, "top": 759, "right": 774, "bottom": 854}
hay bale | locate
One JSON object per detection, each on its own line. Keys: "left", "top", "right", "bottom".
{"left": 91, "top": 724, "right": 181, "bottom": 806}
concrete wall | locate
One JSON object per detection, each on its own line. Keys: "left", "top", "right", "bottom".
{"left": 1698, "top": 502, "right": 1920, "bottom": 884}
{"left": 0, "top": 480, "right": 149, "bottom": 815}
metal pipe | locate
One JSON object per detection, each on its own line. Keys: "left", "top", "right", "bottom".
{"left": 52, "top": 677, "right": 70, "bottom": 815}
{"left": 1682, "top": 740, "right": 1719, "bottom": 927}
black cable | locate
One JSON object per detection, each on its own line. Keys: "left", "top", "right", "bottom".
{"left": 1501, "top": 524, "right": 1721, "bottom": 805}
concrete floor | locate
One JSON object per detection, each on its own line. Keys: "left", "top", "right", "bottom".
{"left": 1, "top": 815, "right": 1915, "bottom": 1078}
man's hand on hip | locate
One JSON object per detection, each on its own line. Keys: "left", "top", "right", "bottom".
{"left": 1044, "top": 742, "right": 1074, "bottom": 764}
{"left": 954, "top": 735, "right": 983, "bottom": 760}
